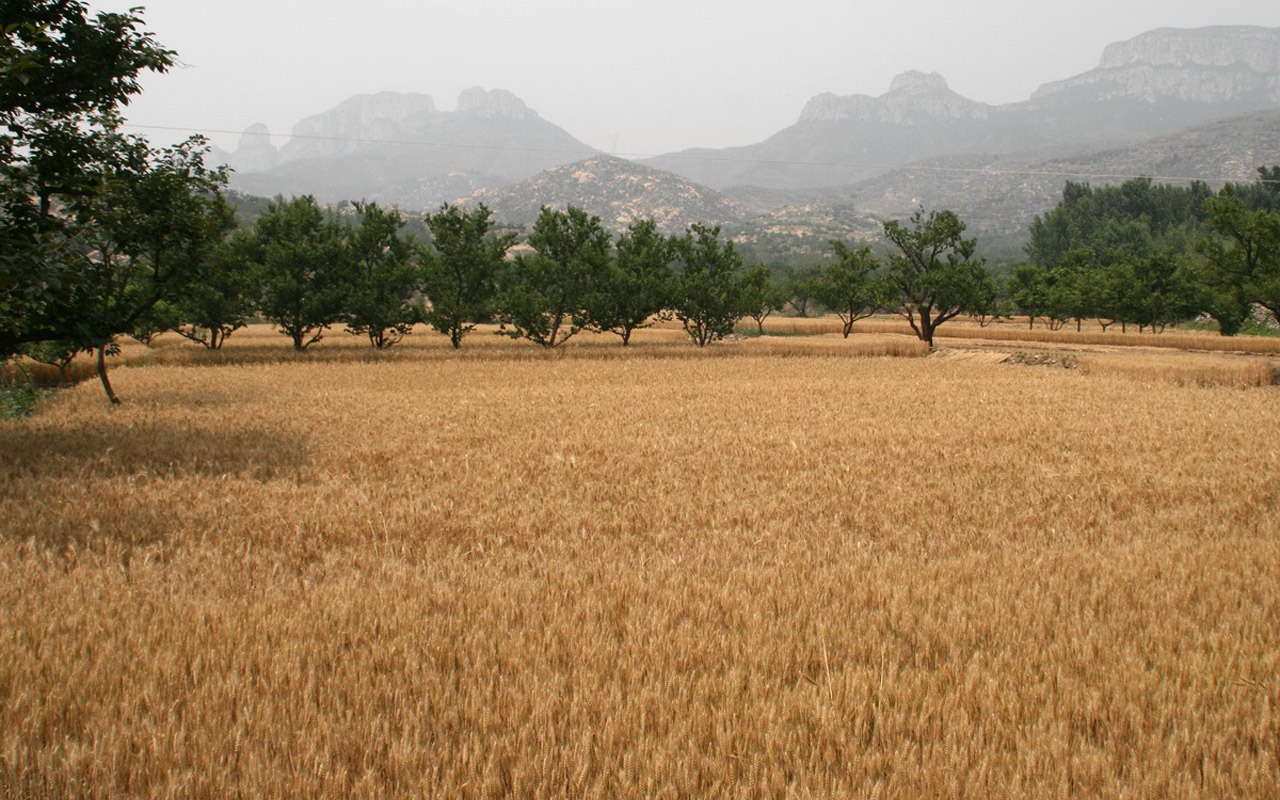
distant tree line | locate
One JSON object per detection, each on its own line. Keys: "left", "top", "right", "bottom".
{"left": 780, "top": 170, "right": 1280, "bottom": 340}
{"left": 1004, "top": 171, "right": 1280, "bottom": 335}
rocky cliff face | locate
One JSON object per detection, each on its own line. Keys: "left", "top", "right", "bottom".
{"left": 276, "top": 92, "right": 437, "bottom": 162}
{"left": 455, "top": 87, "right": 538, "bottom": 120}
{"left": 1099, "top": 26, "right": 1279, "bottom": 71}
{"left": 799, "top": 71, "right": 991, "bottom": 124}
{"left": 1032, "top": 26, "right": 1280, "bottom": 104}
{"left": 647, "top": 26, "right": 1280, "bottom": 191}
{"left": 228, "top": 88, "right": 550, "bottom": 168}
{"left": 219, "top": 88, "right": 596, "bottom": 209}
{"left": 218, "top": 123, "right": 278, "bottom": 174}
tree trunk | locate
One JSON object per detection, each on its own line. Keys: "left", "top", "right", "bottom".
{"left": 920, "top": 315, "right": 936, "bottom": 348}
{"left": 97, "top": 346, "right": 121, "bottom": 406}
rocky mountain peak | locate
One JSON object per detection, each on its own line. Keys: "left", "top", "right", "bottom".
{"left": 1033, "top": 26, "right": 1280, "bottom": 104}
{"left": 278, "top": 92, "right": 437, "bottom": 161}
{"left": 888, "top": 70, "right": 951, "bottom": 94}
{"left": 221, "top": 88, "right": 595, "bottom": 210}
{"left": 1098, "top": 26, "right": 1280, "bottom": 71}
{"left": 208, "top": 123, "right": 277, "bottom": 175}
{"left": 237, "top": 123, "right": 272, "bottom": 149}
{"left": 798, "top": 71, "right": 989, "bottom": 125}
{"left": 225, "top": 123, "right": 279, "bottom": 174}
{"left": 456, "top": 87, "right": 538, "bottom": 120}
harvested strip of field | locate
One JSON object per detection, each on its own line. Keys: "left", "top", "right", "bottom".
{"left": 2, "top": 351, "right": 1277, "bottom": 798}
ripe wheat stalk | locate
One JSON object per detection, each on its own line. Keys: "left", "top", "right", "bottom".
{"left": 1, "top": 325, "right": 1277, "bottom": 798}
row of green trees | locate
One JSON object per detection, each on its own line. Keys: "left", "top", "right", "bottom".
{"left": 82, "top": 171, "right": 1280, "bottom": 374}
{"left": 161, "top": 198, "right": 783, "bottom": 354}
{"left": 145, "top": 201, "right": 995, "bottom": 354}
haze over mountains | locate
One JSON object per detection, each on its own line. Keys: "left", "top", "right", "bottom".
{"left": 216, "top": 87, "right": 597, "bottom": 209}
{"left": 214, "top": 26, "right": 1280, "bottom": 255}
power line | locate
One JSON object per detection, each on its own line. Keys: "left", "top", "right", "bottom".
{"left": 122, "top": 122, "right": 1277, "bottom": 187}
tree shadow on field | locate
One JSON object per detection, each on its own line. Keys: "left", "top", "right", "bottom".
{"left": 0, "top": 420, "right": 311, "bottom": 482}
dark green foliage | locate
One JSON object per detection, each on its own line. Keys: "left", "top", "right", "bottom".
{"left": 248, "top": 196, "right": 350, "bottom": 351}
{"left": 1, "top": 3, "right": 237, "bottom": 404}
{"left": 590, "top": 218, "right": 674, "bottom": 345}
{"left": 813, "top": 242, "right": 892, "bottom": 337}
{"left": 172, "top": 231, "right": 259, "bottom": 350}
{"left": 1106, "top": 253, "right": 1202, "bottom": 333}
{"left": 965, "top": 270, "right": 1003, "bottom": 327}
{"left": 422, "top": 203, "right": 514, "bottom": 348}
{"left": 19, "top": 338, "right": 81, "bottom": 385}
{"left": 41, "top": 134, "right": 231, "bottom": 403}
{"left": 882, "top": 209, "right": 992, "bottom": 347}
{"left": 129, "top": 299, "right": 181, "bottom": 345}
{"left": 1, "top": 1, "right": 179, "bottom": 358}
{"left": 1006, "top": 263, "right": 1047, "bottom": 328}
{"left": 0, "top": 2, "right": 173, "bottom": 120}
{"left": 737, "top": 263, "right": 790, "bottom": 334}
{"left": 3, "top": 131, "right": 230, "bottom": 357}
{"left": 782, "top": 264, "right": 826, "bottom": 317}
{"left": 1196, "top": 172, "right": 1280, "bottom": 331}
{"left": 670, "top": 224, "right": 744, "bottom": 347}
{"left": 342, "top": 202, "right": 422, "bottom": 349}
{"left": 1027, "top": 178, "right": 1213, "bottom": 270}
{"left": 497, "top": 206, "right": 611, "bottom": 348}
{"left": 1222, "top": 166, "right": 1280, "bottom": 214}
{"left": 1007, "top": 261, "right": 1087, "bottom": 330}
{"left": 0, "top": 367, "right": 43, "bottom": 420}
{"left": 1024, "top": 177, "right": 1227, "bottom": 333}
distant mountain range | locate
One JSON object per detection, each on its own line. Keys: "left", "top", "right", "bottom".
{"left": 214, "top": 26, "right": 1280, "bottom": 259}
{"left": 213, "top": 87, "right": 598, "bottom": 208}
{"left": 643, "top": 26, "right": 1280, "bottom": 190}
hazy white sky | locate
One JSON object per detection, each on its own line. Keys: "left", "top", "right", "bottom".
{"left": 98, "top": 0, "right": 1280, "bottom": 156}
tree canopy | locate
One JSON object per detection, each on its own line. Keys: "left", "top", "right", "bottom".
{"left": 813, "top": 241, "right": 892, "bottom": 338}
{"left": 2, "top": 1, "right": 182, "bottom": 357}
{"left": 247, "top": 195, "right": 349, "bottom": 351}
{"left": 422, "top": 203, "right": 514, "bottom": 348}
{"left": 882, "top": 209, "right": 991, "bottom": 347}
{"left": 496, "top": 205, "right": 611, "bottom": 348}
{"left": 2, "top": 2, "right": 235, "bottom": 402}
{"left": 670, "top": 224, "right": 744, "bottom": 347}
{"left": 1197, "top": 175, "right": 1280, "bottom": 329}
{"left": 590, "top": 218, "right": 673, "bottom": 345}
{"left": 342, "top": 201, "right": 422, "bottom": 349}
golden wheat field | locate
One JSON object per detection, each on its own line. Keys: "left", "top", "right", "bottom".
{"left": 1, "top": 323, "right": 1278, "bottom": 798}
